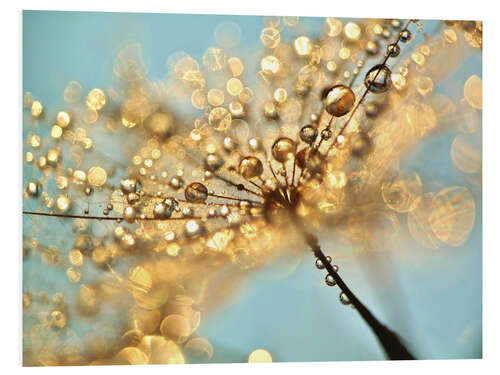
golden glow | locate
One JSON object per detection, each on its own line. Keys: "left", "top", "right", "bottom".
{"left": 260, "top": 55, "right": 280, "bottom": 74}
{"left": 226, "top": 78, "right": 243, "bottom": 96}
{"left": 294, "top": 36, "right": 313, "bottom": 56}
{"left": 87, "top": 166, "right": 108, "bottom": 187}
{"left": 464, "top": 74, "right": 482, "bottom": 109}
{"left": 248, "top": 349, "right": 272, "bottom": 363}
{"left": 31, "top": 101, "right": 43, "bottom": 117}
{"left": 344, "top": 22, "right": 361, "bottom": 41}
{"left": 86, "top": 88, "right": 106, "bottom": 110}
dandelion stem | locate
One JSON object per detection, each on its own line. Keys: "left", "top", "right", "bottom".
{"left": 304, "top": 232, "right": 415, "bottom": 360}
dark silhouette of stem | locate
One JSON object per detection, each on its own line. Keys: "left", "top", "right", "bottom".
{"left": 304, "top": 232, "right": 415, "bottom": 360}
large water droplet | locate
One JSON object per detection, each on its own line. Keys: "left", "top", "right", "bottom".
{"left": 364, "top": 64, "right": 392, "bottom": 93}
{"left": 323, "top": 85, "right": 356, "bottom": 117}
{"left": 271, "top": 137, "right": 296, "bottom": 162}
{"left": 299, "top": 125, "right": 318, "bottom": 144}
{"left": 184, "top": 182, "right": 208, "bottom": 203}
{"left": 239, "top": 156, "right": 264, "bottom": 179}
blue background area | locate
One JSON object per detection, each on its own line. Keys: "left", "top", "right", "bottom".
{"left": 23, "top": 11, "right": 482, "bottom": 362}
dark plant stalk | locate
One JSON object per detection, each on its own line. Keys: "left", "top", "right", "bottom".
{"left": 304, "top": 232, "right": 416, "bottom": 360}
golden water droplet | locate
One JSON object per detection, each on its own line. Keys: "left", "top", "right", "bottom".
{"left": 57, "top": 111, "right": 71, "bottom": 127}
{"left": 202, "top": 47, "right": 226, "bottom": 71}
{"left": 208, "top": 107, "right": 232, "bottom": 131}
{"left": 239, "top": 156, "right": 263, "bottom": 180}
{"left": 429, "top": 186, "right": 475, "bottom": 247}
{"left": 226, "top": 78, "right": 243, "bottom": 96}
{"left": 191, "top": 89, "right": 207, "bottom": 110}
{"left": 73, "top": 169, "right": 87, "bottom": 184}
{"left": 382, "top": 171, "right": 423, "bottom": 213}
{"left": 30, "top": 134, "right": 41, "bottom": 148}
{"left": 66, "top": 267, "right": 82, "bottom": 283}
{"left": 51, "top": 125, "right": 63, "bottom": 139}
{"left": 464, "top": 75, "right": 482, "bottom": 110}
{"left": 416, "top": 76, "right": 434, "bottom": 97}
{"left": 56, "top": 194, "right": 71, "bottom": 212}
{"left": 86, "top": 88, "right": 106, "bottom": 110}
{"left": 185, "top": 182, "right": 208, "bottom": 203}
{"left": 207, "top": 88, "right": 225, "bottom": 106}
{"left": 248, "top": 349, "right": 272, "bottom": 363}
{"left": 344, "top": 22, "right": 361, "bottom": 41}
{"left": 451, "top": 133, "right": 482, "bottom": 174}
{"left": 123, "top": 206, "right": 137, "bottom": 223}
{"left": 324, "top": 85, "right": 355, "bottom": 117}
{"left": 408, "top": 193, "right": 442, "bottom": 249}
{"left": 443, "top": 29, "right": 458, "bottom": 43}
{"left": 228, "top": 57, "right": 244, "bottom": 77}
{"left": 69, "top": 249, "right": 83, "bottom": 266}
{"left": 31, "top": 100, "right": 43, "bottom": 117}
{"left": 25, "top": 152, "right": 34, "bottom": 163}
{"left": 87, "top": 166, "right": 107, "bottom": 187}
{"left": 260, "top": 27, "right": 280, "bottom": 48}
{"left": 114, "top": 347, "right": 149, "bottom": 365}
{"left": 184, "top": 337, "right": 213, "bottom": 360}
{"left": 128, "top": 306, "right": 160, "bottom": 333}
{"left": 26, "top": 181, "right": 39, "bottom": 197}
{"left": 339, "top": 47, "right": 351, "bottom": 60}
{"left": 294, "top": 36, "right": 312, "bottom": 56}
{"left": 129, "top": 266, "right": 153, "bottom": 294}
{"left": 261, "top": 55, "right": 280, "bottom": 74}
{"left": 273, "top": 88, "right": 287, "bottom": 103}
{"left": 326, "top": 18, "right": 342, "bottom": 37}
{"left": 160, "top": 314, "right": 192, "bottom": 343}
{"left": 391, "top": 73, "right": 407, "bottom": 90}
{"left": 138, "top": 335, "right": 185, "bottom": 364}
{"left": 271, "top": 137, "right": 295, "bottom": 162}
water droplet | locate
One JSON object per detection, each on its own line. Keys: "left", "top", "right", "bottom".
{"left": 364, "top": 64, "right": 392, "bottom": 93}
{"left": 323, "top": 85, "right": 356, "bottom": 117}
{"left": 386, "top": 43, "right": 400, "bottom": 57}
{"left": 325, "top": 274, "right": 336, "bottom": 286}
{"left": 239, "top": 157, "right": 264, "bottom": 179}
{"left": 391, "top": 19, "right": 402, "bottom": 29}
{"left": 299, "top": 125, "right": 318, "bottom": 144}
{"left": 204, "top": 153, "right": 224, "bottom": 172}
{"left": 321, "top": 129, "right": 332, "bottom": 140}
{"left": 248, "top": 137, "right": 262, "bottom": 152}
{"left": 310, "top": 113, "right": 319, "bottom": 123}
{"left": 399, "top": 29, "right": 412, "bottom": 43}
{"left": 315, "top": 258, "right": 325, "bottom": 269}
{"left": 339, "top": 292, "right": 351, "bottom": 305}
{"left": 223, "top": 136, "right": 237, "bottom": 152}
{"left": 124, "top": 206, "right": 137, "bottom": 223}
{"left": 26, "top": 181, "right": 39, "bottom": 197}
{"left": 271, "top": 137, "right": 296, "bottom": 162}
{"left": 185, "top": 182, "right": 208, "bottom": 203}
{"left": 120, "top": 178, "right": 138, "bottom": 193}
{"left": 365, "top": 40, "right": 379, "bottom": 55}
{"left": 169, "top": 176, "right": 185, "bottom": 190}
{"left": 185, "top": 220, "right": 205, "bottom": 237}
{"left": 153, "top": 201, "right": 173, "bottom": 219}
